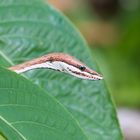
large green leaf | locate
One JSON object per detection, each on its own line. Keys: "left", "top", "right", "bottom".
{"left": 0, "top": 67, "right": 88, "bottom": 140}
{"left": 0, "top": 0, "right": 123, "bottom": 139}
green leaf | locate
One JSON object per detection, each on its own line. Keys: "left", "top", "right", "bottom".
{"left": 0, "top": 0, "right": 123, "bottom": 139}
{"left": 0, "top": 134, "right": 6, "bottom": 140}
{"left": 0, "top": 67, "right": 88, "bottom": 140}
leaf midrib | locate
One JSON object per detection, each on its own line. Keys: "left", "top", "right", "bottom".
{"left": 0, "top": 116, "right": 27, "bottom": 140}
{"left": 0, "top": 51, "right": 14, "bottom": 65}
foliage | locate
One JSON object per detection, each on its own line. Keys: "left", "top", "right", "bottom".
{"left": 0, "top": 67, "right": 88, "bottom": 140}
{"left": 0, "top": 0, "right": 123, "bottom": 139}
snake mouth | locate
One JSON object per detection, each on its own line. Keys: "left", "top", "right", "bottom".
{"left": 91, "top": 74, "right": 103, "bottom": 80}
{"left": 67, "top": 67, "right": 103, "bottom": 80}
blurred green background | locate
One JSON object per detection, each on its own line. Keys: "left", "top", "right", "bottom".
{"left": 48, "top": 0, "right": 140, "bottom": 108}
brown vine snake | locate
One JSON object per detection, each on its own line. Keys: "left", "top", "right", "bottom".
{"left": 9, "top": 53, "right": 103, "bottom": 80}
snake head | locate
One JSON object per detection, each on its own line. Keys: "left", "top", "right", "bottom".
{"left": 44, "top": 53, "right": 103, "bottom": 80}
{"left": 57, "top": 62, "right": 103, "bottom": 80}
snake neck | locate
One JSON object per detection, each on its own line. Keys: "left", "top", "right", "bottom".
{"left": 8, "top": 56, "right": 54, "bottom": 74}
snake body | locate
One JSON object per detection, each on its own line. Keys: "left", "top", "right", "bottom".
{"left": 9, "top": 53, "right": 103, "bottom": 80}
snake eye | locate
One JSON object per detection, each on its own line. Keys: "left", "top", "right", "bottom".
{"left": 79, "top": 66, "right": 86, "bottom": 71}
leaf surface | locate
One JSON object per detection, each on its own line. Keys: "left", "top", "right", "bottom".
{"left": 0, "top": 0, "right": 123, "bottom": 139}
{"left": 0, "top": 67, "right": 88, "bottom": 140}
